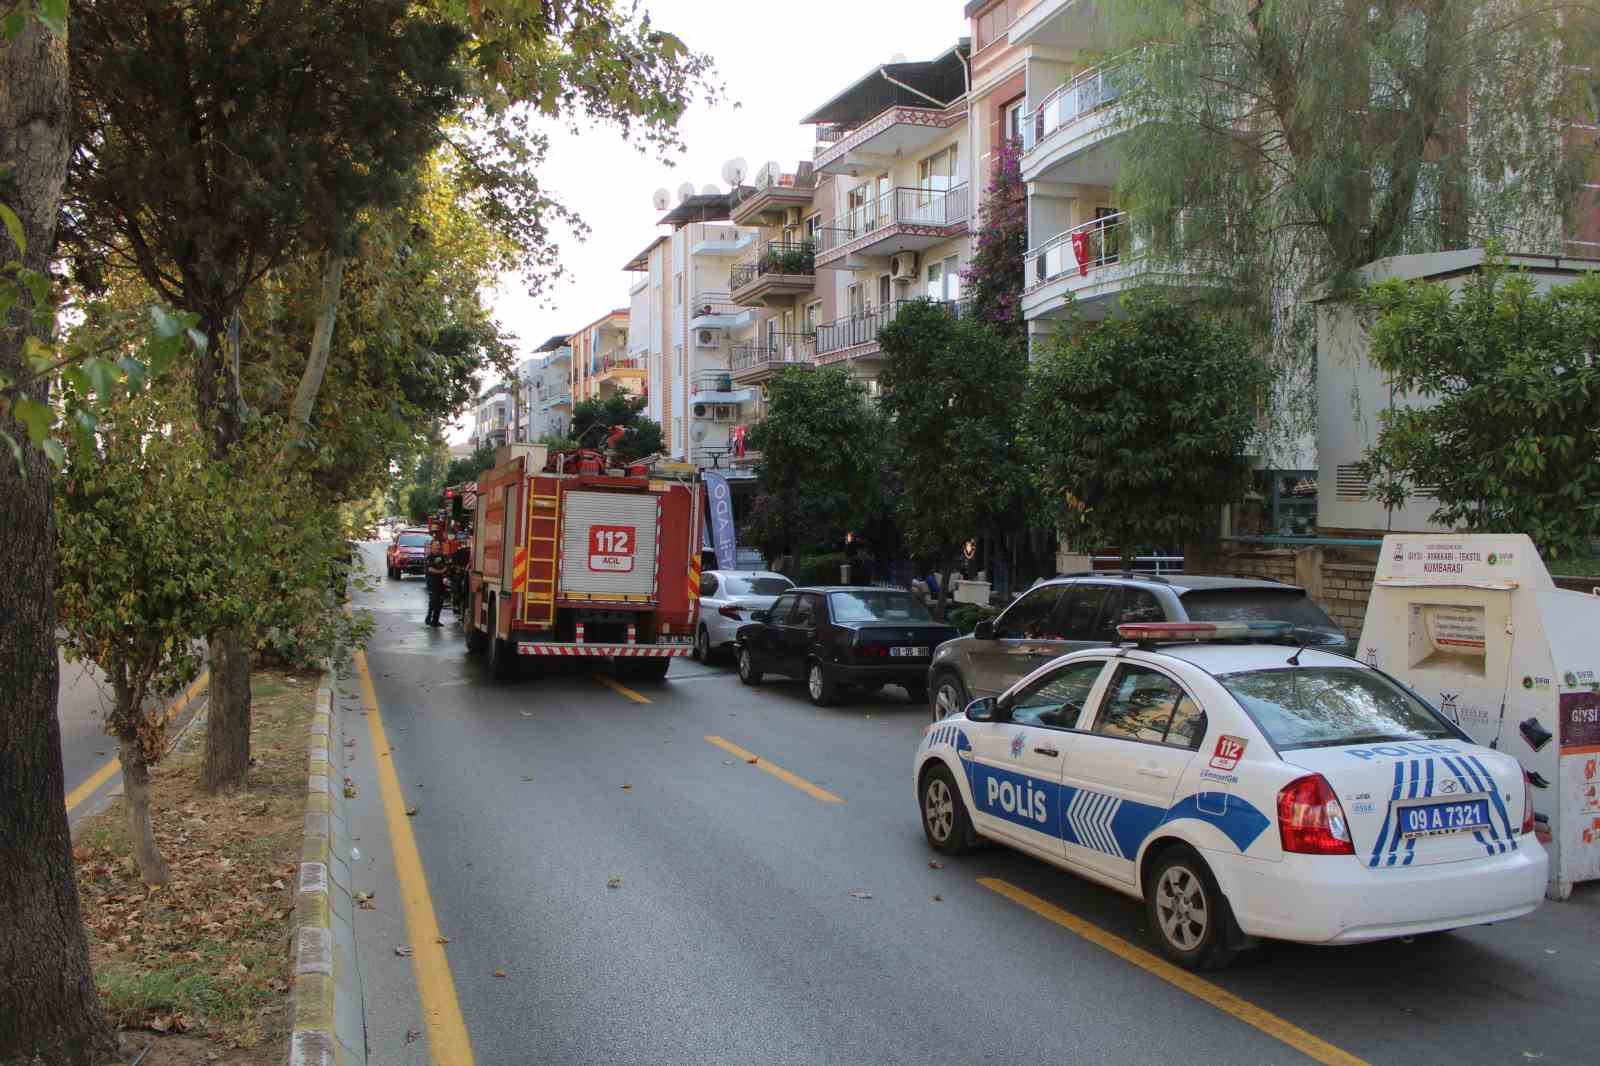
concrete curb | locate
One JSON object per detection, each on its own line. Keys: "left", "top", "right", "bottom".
{"left": 288, "top": 681, "right": 366, "bottom": 1066}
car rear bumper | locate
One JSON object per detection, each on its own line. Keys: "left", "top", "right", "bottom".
{"left": 824, "top": 662, "right": 931, "bottom": 688}
{"left": 395, "top": 558, "right": 425, "bottom": 573}
{"left": 1211, "top": 840, "right": 1548, "bottom": 944}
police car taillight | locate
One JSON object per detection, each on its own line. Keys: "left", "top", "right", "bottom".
{"left": 1277, "top": 774, "right": 1355, "bottom": 855}
{"left": 1116, "top": 621, "right": 1295, "bottom": 642}
{"left": 1521, "top": 770, "right": 1535, "bottom": 835}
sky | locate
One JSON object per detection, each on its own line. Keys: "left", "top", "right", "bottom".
{"left": 454, "top": 0, "right": 970, "bottom": 441}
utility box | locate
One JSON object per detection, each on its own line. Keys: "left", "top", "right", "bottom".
{"left": 1358, "top": 534, "right": 1600, "bottom": 899}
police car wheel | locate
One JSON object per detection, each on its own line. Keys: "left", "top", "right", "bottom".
{"left": 1146, "top": 847, "right": 1236, "bottom": 971}
{"left": 932, "top": 672, "right": 968, "bottom": 723}
{"left": 738, "top": 647, "right": 762, "bottom": 686}
{"left": 920, "top": 765, "right": 973, "bottom": 855}
{"left": 807, "top": 662, "right": 838, "bottom": 706}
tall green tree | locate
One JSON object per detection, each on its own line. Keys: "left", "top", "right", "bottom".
{"left": 745, "top": 365, "right": 888, "bottom": 561}
{"left": 1023, "top": 296, "right": 1270, "bottom": 568}
{"left": 1358, "top": 264, "right": 1600, "bottom": 559}
{"left": 570, "top": 392, "right": 663, "bottom": 463}
{"left": 0, "top": 10, "right": 121, "bottom": 1064}
{"left": 878, "top": 301, "right": 1034, "bottom": 617}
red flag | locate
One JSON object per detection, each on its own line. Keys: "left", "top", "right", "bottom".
{"left": 1070, "top": 229, "right": 1091, "bottom": 276}
{"left": 732, "top": 425, "right": 747, "bottom": 458}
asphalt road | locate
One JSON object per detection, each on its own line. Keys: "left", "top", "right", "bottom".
{"left": 342, "top": 542, "right": 1600, "bottom": 1066}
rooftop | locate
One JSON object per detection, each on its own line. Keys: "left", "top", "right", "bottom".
{"left": 800, "top": 43, "right": 971, "bottom": 128}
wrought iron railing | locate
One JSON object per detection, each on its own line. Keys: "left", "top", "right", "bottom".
{"left": 1021, "top": 58, "right": 1136, "bottom": 154}
{"left": 730, "top": 241, "right": 817, "bottom": 291}
{"left": 814, "top": 298, "right": 969, "bottom": 356}
{"left": 816, "top": 185, "right": 970, "bottom": 255}
{"left": 731, "top": 332, "right": 816, "bottom": 372}
{"left": 691, "top": 290, "right": 739, "bottom": 317}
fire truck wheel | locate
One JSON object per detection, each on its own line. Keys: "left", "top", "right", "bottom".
{"left": 465, "top": 623, "right": 486, "bottom": 655}
{"left": 621, "top": 658, "right": 670, "bottom": 683}
{"left": 488, "top": 632, "right": 516, "bottom": 681}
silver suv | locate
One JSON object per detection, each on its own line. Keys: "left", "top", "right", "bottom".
{"left": 926, "top": 574, "right": 1350, "bottom": 720}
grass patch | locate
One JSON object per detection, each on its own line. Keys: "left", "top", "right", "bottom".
{"left": 75, "top": 665, "right": 321, "bottom": 1056}
{"left": 1547, "top": 555, "right": 1600, "bottom": 578}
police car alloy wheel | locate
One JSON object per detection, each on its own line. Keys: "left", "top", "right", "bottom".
{"left": 738, "top": 647, "right": 762, "bottom": 686}
{"left": 920, "top": 765, "right": 973, "bottom": 854}
{"left": 1146, "top": 847, "right": 1235, "bottom": 971}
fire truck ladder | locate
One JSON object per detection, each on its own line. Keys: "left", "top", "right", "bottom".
{"left": 524, "top": 487, "right": 561, "bottom": 626}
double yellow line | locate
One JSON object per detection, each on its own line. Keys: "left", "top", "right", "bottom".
{"left": 65, "top": 671, "right": 210, "bottom": 815}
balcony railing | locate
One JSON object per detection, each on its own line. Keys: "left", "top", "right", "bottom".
{"left": 815, "top": 124, "right": 851, "bottom": 145}
{"left": 752, "top": 161, "right": 816, "bottom": 192}
{"left": 1021, "top": 59, "right": 1134, "bottom": 154}
{"left": 730, "top": 241, "right": 817, "bottom": 291}
{"left": 590, "top": 355, "right": 644, "bottom": 375}
{"left": 1027, "top": 212, "right": 1128, "bottom": 287}
{"left": 691, "top": 290, "right": 740, "bottom": 317}
{"left": 815, "top": 298, "right": 971, "bottom": 357}
{"left": 816, "top": 185, "right": 970, "bottom": 255}
{"left": 731, "top": 332, "right": 816, "bottom": 372}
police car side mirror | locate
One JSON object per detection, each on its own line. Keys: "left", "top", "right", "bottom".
{"left": 973, "top": 620, "right": 996, "bottom": 641}
{"left": 965, "top": 697, "right": 997, "bottom": 723}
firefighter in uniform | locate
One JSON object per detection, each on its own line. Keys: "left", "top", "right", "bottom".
{"left": 423, "top": 536, "right": 449, "bottom": 627}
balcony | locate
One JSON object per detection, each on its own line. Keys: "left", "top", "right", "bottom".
{"left": 1020, "top": 59, "right": 1136, "bottom": 186}
{"left": 814, "top": 185, "right": 970, "bottom": 269}
{"left": 815, "top": 298, "right": 971, "bottom": 363}
{"left": 1022, "top": 211, "right": 1234, "bottom": 321}
{"left": 689, "top": 368, "right": 755, "bottom": 406}
{"left": 730, "top": 241, "right": 817, "bottom": 306}
{"left": 731, "top": 163, "right": 817, "bottom": 227}
{"left": 540, "top": 390, "right": 572, "bottom": 411}
{"left": 731, "top": 332, "right": 816, "bottom": 382}
{"left": 1008, "top": 0, "right": 1114, "bottom": 52}
{"left": 813, "top": 101, "right": 967, "bottom": 177}
{"left": 689, "top": 291, "right": 757, "bottom": 332}
{"left": 689, "top": 224, "right": 757, "bottom": 257}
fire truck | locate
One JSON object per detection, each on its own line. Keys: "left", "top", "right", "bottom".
{"left": 464, "top": 444, "right": 702, "bottom": 681}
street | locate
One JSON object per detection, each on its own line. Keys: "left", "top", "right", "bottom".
{"left": 341, "top": 542, "right": 1600, "bottom": 1066}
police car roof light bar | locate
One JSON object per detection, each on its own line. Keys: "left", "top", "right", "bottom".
{"left": 1116, "top": 620, "right": 1295, "bottom": 644}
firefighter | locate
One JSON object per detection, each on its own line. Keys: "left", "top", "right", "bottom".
{"left": 423, "top": 536, "right": 449, "bottom": 627}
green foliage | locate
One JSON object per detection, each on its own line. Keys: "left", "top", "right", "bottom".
{"left": 570, "top": 392, "right": 663, "bottom": 463}
{"left": 961, "top": 137, "right": 1027, "bottom": 340}
{"left": 948, "top": 603, "right": 1002, "bottom": 637}
{"left": 1023, "top": 296, "right": 1269, "bottom": 562}
{"left": 1357, "top": 266, "right": 1600, "bottom": 560}
{"left": 778, "top": 552, "right": 851, "bottom": 586}
{"left": 745, "top": 365, "right": 889, "bottom": 559}
{"left": 446, "top": 442, "right": 499, "bottom": 486}
{"left": 877, "top": 300, "right": 1036, "bottom": 571}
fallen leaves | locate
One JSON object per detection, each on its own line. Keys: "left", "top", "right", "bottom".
{"left": 620, "top": 783, "right": 632, "bottom": 790}
{"left": 494, "top": 969, "right": 507, "bottom": 978}
{"left": 405, "top": 806, "right": 419, "bottom": 817}
{"left": 927, "top": 861, "right": 944, "bottom": 870}
{"left": 355, "top": 892, "right": 375, "bottom": 910}
{"left": 394, "top": 945, "right": 413, "bottom": 957}
{"left": 932, "top": 894, "right": 943, "bottom": 902}
{"left": 849, "top": 890, "right": 873, "bottom": 900}
{"left": 745, "top": 756, "right": 758, "bottom": 765}
{"left": 606, "top": 877, "right": 623, "bottom": 889}
{"left": 435, "top": 935, "right": 450, "bottom": 945}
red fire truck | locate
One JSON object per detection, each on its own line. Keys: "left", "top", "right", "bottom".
{"left": 464, "top": 446, "right": 702, "bottom": 681}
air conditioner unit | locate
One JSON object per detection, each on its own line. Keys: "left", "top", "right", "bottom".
{"left": 784, "top": 206, "right": 803, "bottom": 228}
{"left": 693, "top": 403, "right": 709, "bottom": 418}
{"left": 890, "top": 252, "right": 919, "bottom": 280}
{"left": 712, "top": 404, "right": 737, "bottom": 422}
{"left": 696, "top": 328, "right": 718, "bottom": 346}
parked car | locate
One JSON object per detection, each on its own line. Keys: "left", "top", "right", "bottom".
{"left": 736, "top": 587, "right": 959, "bottom": 706}
{"left": 927, "top": 575, "right": 1351, "bottom": 721}
{"left": 386, "top": 529, "right": 432, "bottom": 579}
{"left": 695, "top": 570, "right": 794, "bottom": 663}
{"left": 914, "top": 621, "right": 1544, "bottom": 970}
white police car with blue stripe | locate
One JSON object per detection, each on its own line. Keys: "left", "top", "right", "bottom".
{"left": 915, "top": 621, "right": 1547, "bottom": 970}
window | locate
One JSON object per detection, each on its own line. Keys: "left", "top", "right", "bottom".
{"left": 878, "top": 274, "right": 892, "bottom": 307}
{"left": 805, "top": 213, "right": 821, "bottom": 243}
{"left": 804, "top": 301, "right": 821, "bottom": 332}
{"left": 927, "top": 260, "right": 943, "bottom": 301}
{"left": 828, "top": 590, "right": 932, "bottom": 622}
{"left": 768, "top": 592, "right": 798, "bottom": 621}
{"left": 1010, "top": 661, "right": 1106, "bottom": 729}
{"left": 673, "top": 274, "right": 683, "bottom": 305}
{"left": 944, "top": 256, "right": 962, "bottom": 300}
{"left": 701, "top": 573, "right": 720, "bottom": 598}
{"left": 918, "top": 144, "right": 960, "bottom": 193}
{"left": 721, "top": 575, "right": 793, "bottom": 596}
{"left": 1090, "top": 587, "right": 1165, "bottom": 642}
{"left": 1218, "top": 667, "right": 1456, "bottom": 751}
{"left": 995, "top": 584, "right": 1067, "bottom": 640}
{"left": 848, "top": 283, "right": 866, "bottom": 316}
{"left": 1058, "top": 584, "right": 1113, "bottom": 640}
{"left": 847, "top": 184, "right": 871, "bottom": 232}
{"left": 789, "top": 593, "right": 823, "bottom": 627}
{"left": 1093, "top": 665, "right": 1204, "bottom": 747}
{"left": 1004, "top": 98, "right": 1024, "bottom": 145}
{"left": 1179, "top": 589, "right": 1343, "bottom": 644}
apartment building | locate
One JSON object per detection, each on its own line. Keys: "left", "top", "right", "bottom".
{"left": 515, "top": 334, "right": 572, "bottom": 442}
{"left": 801, "top": 43, "right": 975, "bottom": 392}
{"left": 469, "top": 381, "right": 510, "bottom": 451}
{"left": 623, "top": 192, "right": 761, "bottom": 469}
{"left": 569, "top": 309, "right": 635, "bottom": 402}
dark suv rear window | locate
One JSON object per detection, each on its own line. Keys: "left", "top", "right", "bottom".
{"left": 1179, "top": 589, "right": 1343, "bottom": 642}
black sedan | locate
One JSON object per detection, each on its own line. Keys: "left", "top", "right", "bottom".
{"left": 734, "top": 586, "right": 959, "bottom": 706}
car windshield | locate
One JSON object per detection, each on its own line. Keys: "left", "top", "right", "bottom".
{"left": 722, "top": 575, "right": 792, "bottom": 596}
{"left": 1180, "top": 589, "right": 1344, "bottom": 641}
{"left": 828, "top": 591, "right": 932, "bottom": 623}
{"left": 398, "top": 533, "right": 429, "bottom": 547}
{"left": 1218, "top": 667, "right": 1456, "bottom": 750}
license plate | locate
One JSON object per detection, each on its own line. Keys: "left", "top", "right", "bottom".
{"left": 890, "top": 646, "right": 928, "bottom": 658}
{"left": 1399, "top": 798, "right": 1491, "bottom": 838}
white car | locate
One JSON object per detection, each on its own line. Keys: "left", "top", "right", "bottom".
{"left": 694, "top": 570, "right": 794, "bottom": 664}
{"left": 914, "top": 621, "right": 1546, "bottom": 970}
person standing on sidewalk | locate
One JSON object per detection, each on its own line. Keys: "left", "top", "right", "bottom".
{"left": 423, "top": 539, "right": 449, "bottom": 627}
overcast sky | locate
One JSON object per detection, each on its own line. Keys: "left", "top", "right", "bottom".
{"left": 456, "top": 0, "right": 968, "bottom": 440}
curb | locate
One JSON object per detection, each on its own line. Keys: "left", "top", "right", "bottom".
{"left": 288, "top": 681, "right": 366, "bottom": 1066}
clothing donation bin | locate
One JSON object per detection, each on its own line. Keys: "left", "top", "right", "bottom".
{"left": 1358, "top": 534, "right": 1600, "bottom": 899}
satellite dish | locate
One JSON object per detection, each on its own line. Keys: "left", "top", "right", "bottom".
{"left": 652, "top": 188, "right": 671, "bottom": 210}
{"left": 721, "top": 157, "right": 748, "bottom": 186}
{"left": 677, "top": 182, "right": 696, "bottom": 204}
{"left": 701, "top": 183, "right": 719, "bottom": 196}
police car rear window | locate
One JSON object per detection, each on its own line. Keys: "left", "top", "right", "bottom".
{"left": 1217, "top": 667, "right": 1455, "bottom": 750}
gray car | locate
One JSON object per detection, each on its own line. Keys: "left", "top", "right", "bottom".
{"left": 926, "top": 574, "right": 1350, "bottom": 720}
{"left": 695, "top": 570, "right": 795, "bottom": 664}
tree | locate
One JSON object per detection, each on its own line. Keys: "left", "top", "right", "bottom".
{"left": 1108, "top": 0, "right": 1599, "bottom": 455}
{"left": 0, "top": 10, "right": 120, "bottom": 1064}
{"left": 1023, "top": 296, "right": 1270, "bottom": 568}
{"left": 447, "top": 442, "right": 499, "bottom": 486}
{"left": 745, "top": 365, "right": 888, "bottom": 560}
{"left": 570, "top": 392, "right": 663, "bottom": 463}
{"left": 878, "top": 301, "right": 1034, "bottom": 618}
{"left": 1358, "top": 264, "right": 1600, "bottom": 559}
{"left": 961, "top": 136, "right": 1028, "bottom": 342}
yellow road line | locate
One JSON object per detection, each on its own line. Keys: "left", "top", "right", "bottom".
{"left": 593, "top": 673, "right": 651, "bottom": 704}
{"left": 978, "top": 878, "right": 1366, "bottom": 1066}
{"left": 66, "top": 670, "right": 210, "bottom": 814}
{"left": 355, "top": 650, "right": 477, "bottom": 1066}
{"left": 704, "top": 736, "right": 844, "bottom": 804}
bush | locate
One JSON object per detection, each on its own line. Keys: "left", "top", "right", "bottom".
{"left": 948, "top": 604, "right": 1001, "bottom": 636}
{"left": 782, "top": 552, "right": 851, "bottom": 586}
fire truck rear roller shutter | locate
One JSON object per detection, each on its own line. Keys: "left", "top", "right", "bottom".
{"left": 559, "top": 491, "right": 660, "bottom": 600}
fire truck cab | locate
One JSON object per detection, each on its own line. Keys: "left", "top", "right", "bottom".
{"left": 464, "top": 444, "right": 702, "bottom": 681}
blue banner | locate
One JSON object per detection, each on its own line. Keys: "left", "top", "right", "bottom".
{"left": 703, "top": 470, "right": 737, "bottom": 569}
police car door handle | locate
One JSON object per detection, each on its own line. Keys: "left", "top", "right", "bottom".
{"left": 1136, "top": 765, "right": 1171, "bottom": 779}
{"left": 1033, "top": 746, "right": 1060, "bottom": 758}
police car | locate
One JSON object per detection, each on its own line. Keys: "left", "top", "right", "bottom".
{"left": 914, "top": 621, "right": 1547, "bottom": 970}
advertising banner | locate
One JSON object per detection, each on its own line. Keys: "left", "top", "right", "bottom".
{"left": 703, "top": 470, "right": 737, "bottom": 570}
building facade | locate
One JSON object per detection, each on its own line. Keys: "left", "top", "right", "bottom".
{"left": 569, "top": 309, "right": 634, "bottom": 403}
{"left": 469, "top": 381, "right": 510, "bottom": 452}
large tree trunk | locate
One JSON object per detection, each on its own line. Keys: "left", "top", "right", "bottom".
{"left": 288, "top": 253, "right": 348, "bottom": 429}
{"left": 199, "top": 627, "right": 252, "bottom": 793}
{"left": 0, "top": 17, "right": 119, "bottom": 1066}
{"left": 117, "top": 734, "right": 168, "bottom": 887}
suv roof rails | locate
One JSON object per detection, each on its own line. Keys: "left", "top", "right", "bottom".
{"left": 1121, "top": 571, "right": 1172, "bottom": 584}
